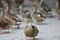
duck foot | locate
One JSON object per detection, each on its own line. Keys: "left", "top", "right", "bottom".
{"left": 2, "top": 32, "right": 10, "bottom": 34}
{"left": 57, "top": 16, "right": 60, "bottom": 20}
{"left": 8, "top": 27, "right": 12, "bottom": 32}
{"left": 17, "top": 27, "right": 20, "bottom": 29}
{"left": 32, "top": 37, "right": 35, "bottom": 40}
{"left": 0, "top": 30, "right": 2, "bottom": 35}
{"left": 0, "top": 31, "right": 10, "bottom": 34}
{"left": 17, "top": 25, "right": 20, "bottom": 29}
{"left": 58, "top": 17, "right": 60, "bottom": 20}
{"left": 58, "top": 18, "right": 60, "bottom": 20}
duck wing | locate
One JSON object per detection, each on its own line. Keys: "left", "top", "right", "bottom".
{"left": 32, "top": 25, "right": 39, "bottom": 36}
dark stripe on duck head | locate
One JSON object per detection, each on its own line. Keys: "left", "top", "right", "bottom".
{"left": 24, "top": 10, "right": 29, "bottom": 14}
{"left": 43, "top": 5, "right": 51, "bottom": 12}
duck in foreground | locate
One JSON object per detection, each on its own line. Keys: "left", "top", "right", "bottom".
{"left": 24, "top": 14, "right": 39, "bottom": 40}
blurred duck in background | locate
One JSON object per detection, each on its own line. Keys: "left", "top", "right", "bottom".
{"left": 34, "top": 0, "right": 53, "bottom": 18}
{"left": 15, "top": 0, "right": 24, "bottom": 14}
{"left": 32, "top": 5, "right": 46, "bottom": 23}
{"left": 0, "top": 8, "right": 10, "bottom": 34}
{"left": 0, "top": 0, "right": 11, "bottom": 34}
{"left": 20, "top": 10, "right": 31, "bottom": 22}
{"left": 23, "top": 10, "right": 30, "bottom": 18}
{"left": 15, "top": 0, "right": 24, "bottom": 6}
{"left": 56, "top": 0, "right": 60, "bottom": 20}
{"left": 1, "top": 0, "right": 22, "bottom": 29}
{"left": 13, "top": 0, "right": 24, "bottom": 21}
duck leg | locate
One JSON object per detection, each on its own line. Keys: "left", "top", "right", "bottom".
{"left": 58, "top": 15, "right": 60, "bottom": 20}
{"left": 8, "top": 24, "right": 12, "bottom": 33}
{"left": 26, "top": 36, "right": 27, "bottom": 40}
{"left": 0, "top": 28, "right": 2, "bottom": 34}
{"left": 32, "top": 37, "right": 35, "bottom": 40}
{"left": 18, "top": 24, "right": 20, "bottom": 29}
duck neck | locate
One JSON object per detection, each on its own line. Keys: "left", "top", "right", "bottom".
{"left": 27, "top": 22, "right": 32, "bottom": 27}
{"left": 19, "top": 5, "right": 23, "bottom": 12}
{"left": 27, "top": 17, "right": 32, "bottom": 27}
{"left": 4, "top": 4, "right": 9, "bottom": 16}
{"left": 0, "top": 8, "right": 3, "bottom": 16}
{"left": 33, "top": 5, "right": 37, "bottom": 13}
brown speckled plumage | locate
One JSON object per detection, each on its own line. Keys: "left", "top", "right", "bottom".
{"left": 24, "top": 25, "right": 39, "bottom": 37}
{"left": 15, "top": 0, "right": 24, "bottom": 5}
{"left": 32, "top": 5, "right": 46, "bottom": 22}
{"left": 56, "top": 7, "right": 60, "bottom": 15}
{"left": 32, "top": 12, "right": 45, "bottom": 22}
{"left": 24, "top": 13, "right": 39, "bottom": 38}
{"left": 0, "top": 20, "right": 9, "bottom": 29}
{"left": 56, "top": 0, "right": 60, "bottom": 19}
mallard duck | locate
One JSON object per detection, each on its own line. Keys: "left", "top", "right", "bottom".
{"left": 0, "top": 8, "right": 10, "bottom": 34}
{"left": 9, "top": 1, "right": 22, "bottom": 29}
{"left": 18, "top": 5, "right": 23, "bottom": 15}
{"left": 34, "top": 0, "right": 53, "bottom": 18}
{"left": 41, "top": 2, "right": 53, "bottom": 17}
{"left": 32, "top": 5, "right": 46, "bottom": 23}
{"left": 40, "top": 0, "right": 53, "bottom": 17}
{"left": 24, "top": 14, "right": 39, "bottom": 40}
{"left": 23, "top": 10, "right": 30, "bottom": 18}
{"left": 2, "top": 2, "right": 22, "bottom": 29}
{"left": 56, "top": 0, "right": 60, "bottom": 20}
{"left": 0, "top": 8, "right": 9, "bottom": 29}
{"left": 34, "top": 0, "right": 41, "bottom": 5}
{"left": 0, "top": 1, "right": 10, "bottom": 34}
{"left": 0, "top": 19, "right": 9, "bottom": 30}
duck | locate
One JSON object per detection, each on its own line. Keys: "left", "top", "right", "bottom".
{"left": 2, "top": 2, "right": 22, "bottom": 29}
{"left": 0, "top": 1, "right": 11, "bottom": 34}
{"left": 15, "top": 0, "right": 24, "bottom": 5}
{"left": 24, "top": 14, "right": 39, "bottom": 40}
{"left": 34, "top": 0, "right": 53, "bottom": 18}
{"left": 0, "top": 8, "right": 10, "bottom": 34}
{"left": 32, "top": 5, "right": 46, "bottom": 23}
{"left": 56, "top": 0, "right": 60, "bottom": 20}
{"left": 0, "top": 1, "right": 13, "bottom": 34}
{"left": 15, "top": 0, "right": 24, "bottom": 9}
{"left": 18, "top": 5, "right": 23, "bottom": 15}
{"left": 20, "top": 10, "right": 31, "bottom": 22}
{"left": 40, "top": 0, "right": 53, "bottom": 18}
{"left": 23, "top": 10, "right": 30, "bottom": 18}
{"left": 40, "top": 1, "right": 53, "bottom": 17}
{"left": 15, "top": 0, "right": 24, "bottom": 18}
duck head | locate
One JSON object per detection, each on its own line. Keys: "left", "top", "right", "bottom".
{"left": 23, "top": 10, "right": 30, "bottom": 18}
{"left": 27, "top": 13, "right": 32, "bottom": 27}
